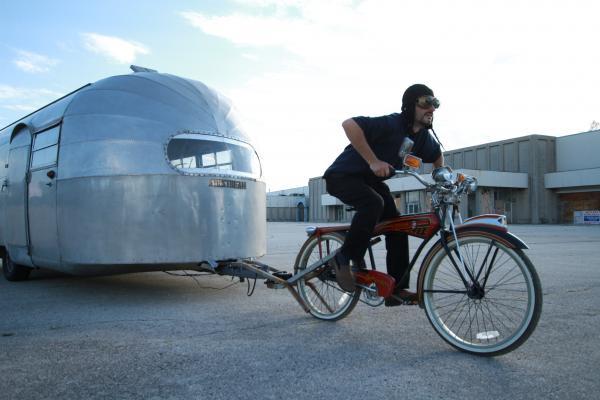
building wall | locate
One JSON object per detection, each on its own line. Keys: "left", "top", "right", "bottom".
{"left": 558, "top": 192, "right": 600, "bottom": 223}
{"left": 266, "top": 187, "right": 308, "bottom": 221}
{"left": 556, "top": 130, "right": 600, "bottom": 171}
{"left": 308, "top": 177, "right": 327, "bottom": 222}
{"left": 302, "top": 132, "right": 600, "bottom": 224}
{"left": 544, "top": 130, "right": 600, "bottom": 223}
{"left": 308, "top": 134, "right": 566, "bottom": 224}
{"left": 309, "top": 177, "right": 355, "bottom": 222}
{"left": 445, "top": 135, "right": 557, "bottom": 223}
{"left": 267, "top": 206, "right": 308, "bottom": 222}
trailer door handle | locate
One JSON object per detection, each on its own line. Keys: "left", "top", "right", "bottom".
{"left": 47, "top": 170, "right": 56, "bottom": 179}
{"left": 45, "top": 182, "right": 53, "bottom": 187}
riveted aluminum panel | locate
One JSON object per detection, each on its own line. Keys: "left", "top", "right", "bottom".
{"left": 56, "top": 174, "right": 266, "bottom": 273}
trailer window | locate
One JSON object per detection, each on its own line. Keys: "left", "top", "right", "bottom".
{"left": 167, "top": 134, "right": 261, "bottom": 179}
{"left": 31, "top": 125, "right": 59, "bottom": 169}
{"left": 33, "top": 126, "right": 59, "bottom": 151}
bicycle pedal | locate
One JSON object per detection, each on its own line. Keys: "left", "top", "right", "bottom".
{"left": 272, "top": 271, "right": 292, "bottom": 280}
{"left": 264, "top": 271, "right": 292, "bottom": 289}
{"left": 265, "top": 280, "right": 286, "bottom": 289}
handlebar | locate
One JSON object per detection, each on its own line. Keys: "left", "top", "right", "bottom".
{"left": 393, "top": 169, "right": 435, "bottom": 189}
{"left": 393, "top": 168, "right": 478, "bottom": 197}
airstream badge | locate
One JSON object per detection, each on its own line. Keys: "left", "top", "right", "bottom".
{"left": 209, "top": 179, "right": 247, "bottom": 189}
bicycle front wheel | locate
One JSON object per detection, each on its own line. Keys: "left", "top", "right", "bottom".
{"left": 294, "top": 233, "right": 361, "bottom": 321}
{"left": 422, "top": 234, "right": 542, "bottom": 356}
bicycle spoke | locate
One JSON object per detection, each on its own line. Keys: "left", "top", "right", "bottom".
{"left": 447, "top": 295, "right": 471, "bottom": 334}
{"left": 296, "top": 233, "right": 361, "bottom": 321}
{"left": 307, "top": 282, "right": 335, "bottom": 313}
{"left": 423, "top": 235, "right": 541, "bottom": 355}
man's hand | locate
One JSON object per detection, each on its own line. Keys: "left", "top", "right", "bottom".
{"left": 370, "top": 159, "right": 394, "bottom": 177}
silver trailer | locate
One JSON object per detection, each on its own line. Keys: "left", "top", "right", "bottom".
{"left": 0, "top": 67, "right": 266, "bottom": 280}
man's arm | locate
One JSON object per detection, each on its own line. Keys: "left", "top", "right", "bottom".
{"left": 433, "top": 153, "right": 444, "bottom": 168}
{"left": 342, "top": 118, "right": 392, "bottom": 177}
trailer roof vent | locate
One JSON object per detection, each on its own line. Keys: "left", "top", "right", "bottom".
{"left": 130, "top": 65, "right": 158, "bottom": 73}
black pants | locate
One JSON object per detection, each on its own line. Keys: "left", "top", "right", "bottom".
{"left": 325, "top": 175, "right": 411, "bottom": 289}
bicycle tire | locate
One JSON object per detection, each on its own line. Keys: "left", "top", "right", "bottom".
{"left": 294, "top": 232, "right": 361, "bottom": 321}
{"left": 421, "top": 233, "right": 542, "bottom": 356}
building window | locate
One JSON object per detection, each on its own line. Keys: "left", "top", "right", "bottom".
{"left": 167, "top": 133, "right": 261, "bottom": 179}
{"left": 405, "top": 190, "right": 421, "bottom": 214}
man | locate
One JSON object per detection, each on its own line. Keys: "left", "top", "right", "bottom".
{"left": 323, "top": 84, "right": 444, "bottom": 306}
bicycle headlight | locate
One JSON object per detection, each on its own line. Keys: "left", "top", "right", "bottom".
{"left": 467, "top": 179, "right": 478, "bottom": 193}
{"left": 432, "top": 166, "right": 453, "bottom": 183}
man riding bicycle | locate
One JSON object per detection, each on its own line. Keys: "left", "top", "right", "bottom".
{"left": 323, "top": 84, "right": 445, "bottom": 306}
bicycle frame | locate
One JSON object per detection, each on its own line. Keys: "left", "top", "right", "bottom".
{"left": 299, "top": 199, "right": 529, "bottom": 303}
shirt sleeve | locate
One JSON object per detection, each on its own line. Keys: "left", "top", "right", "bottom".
{"left": 414, "top": 130, "right": 442, "bottom": 163}
{"left": 352, "top": 115, "right": 394, "bottom": 144}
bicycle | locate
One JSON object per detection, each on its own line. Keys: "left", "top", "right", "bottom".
{"left": 215, "top": 155, "right": 542, "bottom": 356}
{"left": 290, "top": 155, "right": 542, "bottom": 356}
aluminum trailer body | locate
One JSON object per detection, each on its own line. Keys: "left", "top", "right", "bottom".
{"left": 0, "top": 69, "right": 266, "bottom": 277}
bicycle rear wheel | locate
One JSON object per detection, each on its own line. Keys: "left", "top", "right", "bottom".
{"left": 294, "top": 233, "right": 361, "bottom": 321}
{"left": 422, "top": 234, "right": 542, "bottom": 356}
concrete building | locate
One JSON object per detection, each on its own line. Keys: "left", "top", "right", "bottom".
{"left": 545, "top": 130, "right": 600, "bottom": 222}
{"left": 266, "top": 186, "right": 309, "bottom": 222}
{"left": 308, "top": 130, "right": 600, "bottom": 224}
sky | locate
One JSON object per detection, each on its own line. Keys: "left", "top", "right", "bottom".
{"left": 1, "top": 0, "right": 599, "bottom": 191}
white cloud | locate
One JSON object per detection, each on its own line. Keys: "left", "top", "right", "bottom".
{"left": 13, "top": 50, "right": 59, "bottom": 73}
{"left": 2, "top": 104, "right": 36, "bottom": 112}
{"left": 0, "top": 84, "right": 62, "bottom": 100}
{"left": 241, "top": 53, "right": 259, "bottom": 61}
{"left": 0, "top": 85, "right": 64, "bottom": 121}
{"left": 0, "top": 85, "right": 23, "bottom": 100}
{"left": 82, "top": 33, "right": 150, "bottom": 64}
{"left": 182, "top": 0, "right": 600, "bottom": 190}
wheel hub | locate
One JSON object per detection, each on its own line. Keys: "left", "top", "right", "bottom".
{"left": 467, "top": 282, "right": 485, "bottom": 300}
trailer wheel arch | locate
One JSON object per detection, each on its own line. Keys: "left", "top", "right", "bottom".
{"left": 2, "top": 251, "right": 31, "bottom": 281}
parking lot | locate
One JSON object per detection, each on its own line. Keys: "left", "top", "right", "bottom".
{"left": 1, "top": 223, "right": 599, "bottom": 400}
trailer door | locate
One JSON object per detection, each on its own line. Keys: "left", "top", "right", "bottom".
{"left": 27, "top": 125, "right": 60, "bottom": 267}
{"left": 5, "top": 127, "right": 33, "bottom": 265}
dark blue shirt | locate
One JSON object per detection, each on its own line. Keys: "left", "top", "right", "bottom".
{"left": 324, "top": 112, "right": 441, "bottom": 179}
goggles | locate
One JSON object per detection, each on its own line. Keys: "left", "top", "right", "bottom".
{"left": 416, "top": 95, "right": 440, "bottom": 110}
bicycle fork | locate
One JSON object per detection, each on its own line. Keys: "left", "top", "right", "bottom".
{"left": 440, "top": 206, "right": 477, "bottom": 290}
{"left": 439, "top": 207, "right": 499, "bottom": 295}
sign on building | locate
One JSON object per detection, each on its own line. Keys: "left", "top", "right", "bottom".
{"left": 574, "top": 210, "right": 600, "bottom": 224}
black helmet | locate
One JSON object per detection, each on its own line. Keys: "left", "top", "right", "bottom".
{"left": 402, "top": 84, "right": 434, "bottom": 116}
{"left": 401, "top": 83, "right": 444, "bottom": 148}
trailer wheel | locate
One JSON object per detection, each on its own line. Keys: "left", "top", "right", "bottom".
{"left": 2, "top": 252, "right": 31, "bottom": 281}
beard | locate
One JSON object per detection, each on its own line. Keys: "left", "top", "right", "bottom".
{"left": 418, "top": 114, "right": 433, "bottom": 128}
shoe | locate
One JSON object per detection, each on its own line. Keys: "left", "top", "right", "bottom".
{"left": 330, "top": 251, "right": 356, "bottom": 292}
{"left": 385, "top": 288, "right": 418, "bottom": 307}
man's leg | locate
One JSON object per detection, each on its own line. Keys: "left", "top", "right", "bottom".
{"left": 369, "top": 181, "right": 411, "bottom": 287}
{"left": 325, "top": 176, "right": 384, "bottom": 264}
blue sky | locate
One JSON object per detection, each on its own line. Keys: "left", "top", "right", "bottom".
{"left": 1, "top": 0, "right": 599, "bottom": 190}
